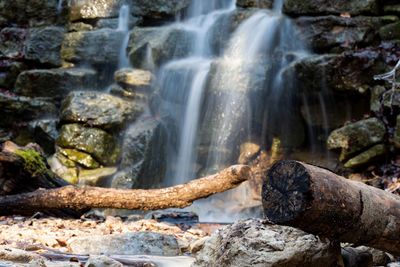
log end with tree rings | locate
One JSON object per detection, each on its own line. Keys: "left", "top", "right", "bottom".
{"left": 262, "top": 160, "right": 312, "bottom": 224}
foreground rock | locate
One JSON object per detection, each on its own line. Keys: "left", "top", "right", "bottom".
{"left": 60, "top": 91, "right": 143, "bottom": 130}
{"left": 68, "top": 231, "right": 180, "bottom": 256}
{"left": 193, "top": 219, "right": 342, "bottom": 267}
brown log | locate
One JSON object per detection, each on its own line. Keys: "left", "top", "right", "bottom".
{"left": 262, "top": 160, "right": 400, "bottom": 256}
{"left": 0, "top": 164, "right": 250, "bottom": 215}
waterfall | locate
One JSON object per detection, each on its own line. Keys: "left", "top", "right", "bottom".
{"left": 117, "top": 4, "right": 131, "bottom": 69}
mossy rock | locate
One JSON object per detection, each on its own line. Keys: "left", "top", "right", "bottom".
{"left": 344, "top": 144, "right": 388, "bottom": 168}
{"left": 379, "top": 22, "right": 400, "bottom": 40}
{"left": 14, "top": 149, "right": 49, "bottom": 178}
{"left": 79, "top": 167, "right": 117, "bottom": 186}
{"left": 56, "top": 124, "right": 119, "bottom": 165}
{"left": 327, "top": 117, "right": 386, "bottom": 161}
{"left": 59, "top": 148, "right": 100, "bottom": 169}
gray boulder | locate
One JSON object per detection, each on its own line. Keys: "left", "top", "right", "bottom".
{"left": 56, "top": 123, "right": 119, "bottom": 165}
{"left": 14, "top": 68, "right": 97, "bottom": 98}
{"left": 193, "top": 219, "right": 342, "bottom": 267}
{"left": 60, "top": 91, "right": 143, "bottom": 130}
{"left": 114, "top": 68, "right": 154, "bottom": 91}
{"left": 0, "top": 0, "right": 61, "bottom": 27}
{"left": 0, "top": 93, "right": 57, "bottom": 127}
{"left": 111, "top": 118, "right": 167, "bottom": 189}
{"left": 25, "top": 26, "right": 66, "bottom": 67}
{"left": 68, "top": 232, "right": 180, "bottom": 256}
{"left": 327, "top": 117, "right": 386, "bottom": 161}
{"left": 283, "top": 0, "right": 380, "bottom": 16}
{"left": 61, "top": 29, "right": 125, "bottom": 66}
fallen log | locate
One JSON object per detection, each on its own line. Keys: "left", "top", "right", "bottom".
{"left": 262, "top": 160, "right": 400, "bottom": 256}
{"left": 0, "top": 164, "right": 250, "bottom": 215}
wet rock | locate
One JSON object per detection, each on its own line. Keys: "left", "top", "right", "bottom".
{"left": 0, "top": 62, "right": 25, "bottom": 90}
{"left": 394, "top": 115, "right": 400, "bottom": 149}
{"left": 61, "top": 29, "right": 125, "bottom": 66}
{"left": 85, "top": 255, "right": 123, "bottom": 267}
{"left": 56, "top": 123, "right": 119, "bottom": 165}
{"left": 0, "top": 27, "right": 28, "bottom": 59}
{"left": 59, "top": 148, "right": 100, "bottom": 169}
{"left": 130, "top": 0, "right": 191, "bottom": 19}
{"left": 283, "top": 0, "right": 380, "bottom": 16}
{"left": 294, "top": 16, "right": 396, "bottom": 52}
{"left": 25, "top": 26, "right": 66, "bottom": 67}
{"left": 0, "top": 0, "right": 61, "bottom": 27}
{"left": 370, "top": 85, "right": 387, "bottom": 113}
{"left": 128, "top": 26, "right": 194, "bottom": 68}
{"left": 111, "top": 118, "right": 167, "bottom": 189}
{"left": 69, "top": 0, "right": 123, "bottom": 21}
{"left": 109, "top": 83, "right": 140, "bottom": 100}
{"left": 60, "top": 91, "right": 143, "bottom": 130}
{"left": 327, "top": 117, "right": 386, "bottom": 161}
{"left": 381, "top": 90, "right": 400, "bottom": 111}
{"left": 48, "top": 155, "right": 79, "bottom": 184}
{"left": 68, "top": 22, "right": 94, "bottom": 32}
{"left": 68, "top": 231, "right": 180, "bottom": 256}
{"left": 96, "top": 16, "right": 142, "bottom": 29}
{"left": 79, "top": 167, "right": 117, "bottom": 186}
{"left": 354, "top": 246, "right": 393, "bottom": 266}
{"left": 0, "top": 93, "right": 57, "bottom": 127}
{"left": 193, "top": 219, "right": 342, "bottom": 267}
{"left": 344, "top": 143, "right": 387, "bottom": 168}
{"left": 114, "top": 68, "right": 154, "bottom": 91}
{"left": 286, "top": 52, "right": 388, "bottom": 94}
{"left": 14, "top": 68, "right": 97, "bottom": 98}
{"left": 236, "top": 0, "right": 273, "bottom": 9}
{"left": 379, "top": 22, "right": 400, "bottom": 40}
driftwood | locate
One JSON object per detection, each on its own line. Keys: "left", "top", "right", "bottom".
{"left": 0, "top": 164, "right": 250, "bottom": 215}
{"left": 262, "top": 160, "right": 400, "bottom": 256}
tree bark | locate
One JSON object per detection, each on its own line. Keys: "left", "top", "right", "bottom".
{"left": 0, "top": 164, "right": 250, "bottom": 215}
{"left": 262, "top": 160, "right": 400, "bottom": 256}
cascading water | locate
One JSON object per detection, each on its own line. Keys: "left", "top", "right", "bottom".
{"left": 117, "top": 3, "right": 131, "bottom": 69}
{"left": 154, "top": 0, "right": 316, "bottom": 221}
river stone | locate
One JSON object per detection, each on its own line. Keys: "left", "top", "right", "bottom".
{"left": 14, "top": 68, "right": 97, "bottom": 98}
{"left": 56, "top": 124, "right": 119, "bottom": 165}
{"left": 69, "top": 0, "right": 123, "bottom": 21}
{"left": 59, "top": 148, "right": 100, "bottom": 169}
{"left": 48, "top": 155, "right": 79, "bottom": 184}
{"left": 111, "top": 118, "right": 167, "bottom": 189}
{"left": 79, "top": 167, "right": 117, "bottom": 186}
{"left": 128, "top": 26, "right": 194, "bottom": 68}
{"left": 282, "top": 0, "right": 380, "bottom": 16}
{"left": 0, "top": 27, "right": 28, "bottom": 59}
{"left": 114, "top": 68, "right": 154, "bottom": 91}
{"left": 394, "top": 115, "right": 400, "bottom": 149}
{"left": 85, "top": 255, "right": 123, "bottom": 267}
{"left": 61, "top": 29, "right": 125, "bottom": 66}
{"left": 25, "top": 26, "right": 66, "bottom": 67}
{"left": 0, "top": 0, "right": 61, "bottom": 27}
{"left": 379, "top": 22, "right": 400, "bottom": 40}
{"left": 236, "top": 0, "right": 273, "bottom": 9}
{"left": 0, "top": 93, "right": 57, "bottom": 127}
{"left": 60, "top": 91, "right": 142, "bottom": 130}
{"left": 293, "top": 16, "right": 396, "bottom": 52}
{"left": 68, "top": 232, "right": 180, "bottom": 256}
{"left": 327, "top": 117, "right": 386, "bottom": 161}
{"left": 130, "top": 0, "right": 191, "bottom": 19}
{"left": 344, "top": 144, "right": 388, "bottom": 168}
{"left": 193, "top": 219, "right": 342, "bottom": 267}
{"left": 370, "top": 85, "right": 387, "bottom": 113}
{"left": 68, "top": 22, "right": 94, "bottom": 32}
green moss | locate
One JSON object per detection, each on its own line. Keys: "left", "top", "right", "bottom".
{"left": 14, "top": 149, "right": 48, "bottom": 177}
